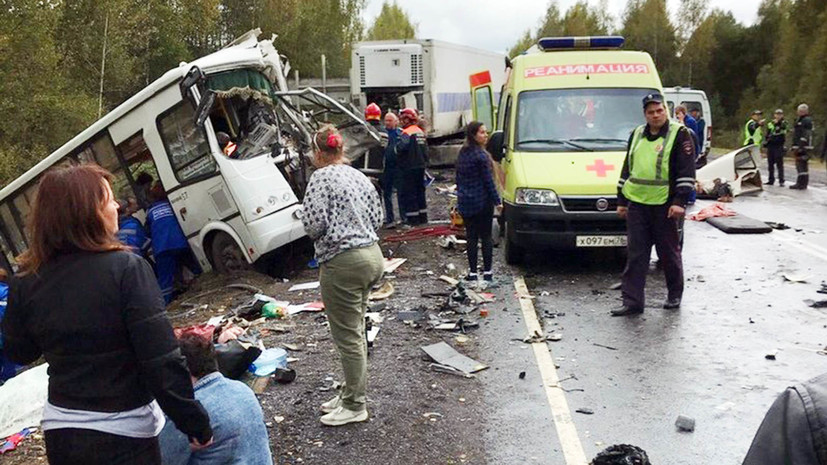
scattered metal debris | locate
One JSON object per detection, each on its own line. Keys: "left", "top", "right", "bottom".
{"left": 422, "top": 342, "right": 488, "bottom": 375}
{"left": 675, "top": 415, "right": 696, "bottom": 432}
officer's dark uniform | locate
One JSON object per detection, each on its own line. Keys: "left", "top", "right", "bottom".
{"left": 614, "top": 94, "right": 696, "bottom": 315}
{"left": 765, "top": 117, "right": 789, "bottom": 185}
{"left": 396, "top": 123, "right": 429, "bottom": 225}
{"left": 790, "top": 113, "right": 814, "bottom": 189}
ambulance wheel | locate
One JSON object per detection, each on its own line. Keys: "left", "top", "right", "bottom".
{"left": 504, "top": 222, "right": 523, "bottom": 265}
{"left": 210, "top": 232, "right": 251, "bottom": 274}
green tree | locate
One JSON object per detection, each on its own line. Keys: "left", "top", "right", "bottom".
{"left": 366, "top": 2, "right": 416, "bottom": 40}
{"left": 561, "top": 1, "right": 610, "bottom": 36}
{"left": 621, "top": 0, "right": 679, "bottom": 82}
{"left": 0, "top": 0, "right": 98, "bottom": 184}
{"left": 508, "top": 29, "right": 536, "bottom": 57}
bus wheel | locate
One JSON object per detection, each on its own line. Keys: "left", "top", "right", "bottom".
{"left": 504, "top": 222, "right": 523, "bottom": 265}
{"left": 210, "top": 232, "right": 251, "bottom": 274}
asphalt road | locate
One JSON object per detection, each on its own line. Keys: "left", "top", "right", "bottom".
{"left": 479, "top": 182, "right": 827, "bottom": 464}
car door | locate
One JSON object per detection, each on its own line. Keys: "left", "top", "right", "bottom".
{"left": 469, "top": 71, "right": 495, "bottom": 131}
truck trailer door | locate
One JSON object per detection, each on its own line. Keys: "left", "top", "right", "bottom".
{"left": 469, "top": 71, "right": 495, "bottom": 130}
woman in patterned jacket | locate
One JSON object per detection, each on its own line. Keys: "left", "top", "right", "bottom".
{"left": 301, "top": 124, "right": 385, "bottom": 426}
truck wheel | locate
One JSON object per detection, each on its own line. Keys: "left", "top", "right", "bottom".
{"left": 210, "top": 232, "right": 251, "bottom": 274}
{"left": 504, "top": 222, "right": 523, "bottom": 265}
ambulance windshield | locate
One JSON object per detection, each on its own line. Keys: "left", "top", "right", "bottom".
{"left": 515, "top": 88, "right": 658, "bottom": 152}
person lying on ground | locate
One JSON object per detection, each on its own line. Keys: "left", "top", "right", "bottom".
{"left": 742, "top": 372, "right": 827, "bottom": 464}
{"left": 159, "top": 333, "right": 273, "bottom": 465}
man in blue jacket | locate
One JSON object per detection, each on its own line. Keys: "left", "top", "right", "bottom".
{"left": 117, "top": 198, "right": 150, "bottom": 257}
{"left": 146, "top": 183, "right": 202, "bottom": 304}
{"left": 160, "top": 333, "right": 273, "bottom": 465}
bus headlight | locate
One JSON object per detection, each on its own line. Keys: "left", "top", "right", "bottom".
{"left": 515, "top": 188, "right": 560, "bottom": 206}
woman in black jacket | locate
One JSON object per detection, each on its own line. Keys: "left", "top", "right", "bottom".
{"left": 2, "top": 164, "right": 212, "bottom": 464}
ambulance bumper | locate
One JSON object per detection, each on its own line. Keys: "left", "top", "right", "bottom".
{"left": 503, "top": 201, "right": 626, "bottom": 249}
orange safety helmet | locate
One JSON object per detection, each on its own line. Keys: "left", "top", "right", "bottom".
{"left": 400, "top": 108, "right": 418, "bottom": 121}
{"left": 365, "top": 103, "right": 382, "bottom": 121}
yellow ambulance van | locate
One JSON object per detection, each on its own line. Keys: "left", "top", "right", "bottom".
{"left": 471, "top": 36, "right": 663, "bottom": 264}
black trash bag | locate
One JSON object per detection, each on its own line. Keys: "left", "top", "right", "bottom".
{"left": 215, "top": 340, "right": 262, "bottom": 380}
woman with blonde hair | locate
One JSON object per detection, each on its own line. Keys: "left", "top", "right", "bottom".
{"left": 301, "top": 124, "right": 384, "bottom": 426}
{"left": 2, "top": 164, "right": 212, "bottom": 464}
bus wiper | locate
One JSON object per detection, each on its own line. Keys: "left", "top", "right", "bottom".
{"left": 568, "top": 137, "right": 628, "bottom": 143}
{"left": 517, "top": 139, "right": 588, "bottom": 151}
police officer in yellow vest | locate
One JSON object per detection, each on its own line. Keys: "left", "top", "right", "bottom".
{"left": 744, "top": 110, "right": 765, "bottom": 147}
{"left": 613, "top": 93, "right": 696, "bottom": 317}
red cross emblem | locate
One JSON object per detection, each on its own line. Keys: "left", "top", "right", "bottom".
{"left": 586, "top": 159, "right": 615, "bottom": 177}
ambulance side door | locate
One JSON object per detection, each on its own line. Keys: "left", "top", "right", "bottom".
{"left": 469, "top": 71, "right": 495, "bottom": 131}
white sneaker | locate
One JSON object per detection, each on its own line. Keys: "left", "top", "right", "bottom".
{"left": 320, "top": 406, "right": 369, "bottom": 426}
{"left": 320, "top": 394, "right": 342, "bottom": 414}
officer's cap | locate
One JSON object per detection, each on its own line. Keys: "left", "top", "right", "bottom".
{"left": 752, "top": 109, "right": 763, "bottom": 115}
{"left": 774, "top": 109, "right": 783, "bottom": 114}
{"left": 642, "top": 93, "right": 664, "bottom": 108}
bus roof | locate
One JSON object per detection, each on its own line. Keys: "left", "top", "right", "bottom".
{"left": 0, "top": 32, "right": 279, "bottom": 201}
{"left": 511, "top": 50, "right": 662, "bottom": 92}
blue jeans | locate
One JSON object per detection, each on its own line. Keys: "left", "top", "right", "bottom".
{"left": 382, "top": 168, "right": 403, "bottom": 223}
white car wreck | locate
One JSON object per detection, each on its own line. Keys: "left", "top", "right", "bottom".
{"left": 696, "top": 144, "right": 763, "bottom": 199}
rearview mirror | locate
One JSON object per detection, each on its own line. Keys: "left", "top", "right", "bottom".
{"left": 194, "top": 91, "right": 216, "bottom": 128}
{"left": 487, "top": 131, "right": 506, "bottom": 162}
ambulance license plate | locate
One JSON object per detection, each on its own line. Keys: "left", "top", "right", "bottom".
{"left": 576, "top": 235, "right": 627, "bottom": 247}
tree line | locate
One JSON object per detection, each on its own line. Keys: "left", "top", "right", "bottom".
{"left": 511, "top": 0, "right": 827, "bottom": 148}
{"left": 0, "top": 0, "right": 417, "bottom": 186}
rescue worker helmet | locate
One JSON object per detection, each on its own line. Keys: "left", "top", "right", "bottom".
{"left": 400, "top": 108, "right": 418, "bottom": 121}
{"left": 365, "top": 103, "right": 382, "bottom": 121}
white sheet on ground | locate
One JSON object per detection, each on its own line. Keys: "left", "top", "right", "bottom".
{"left": 0, "top": 363, "right": 48, "bottom": 438}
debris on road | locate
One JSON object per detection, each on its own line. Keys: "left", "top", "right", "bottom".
{"left": 805, "top": 299, "right": 827, "bottom": 308}
{"left": 288, "top": 281, "right": 320, "bottom": 292}
{"left": 422, "top": 341, "right": 488, "bottom": 375}
{"left": 766, "top": 222, "right": 791, "bottom": 230}
{"left": 429, "top": 363, "right": 475, "bottom": 378}
{"left": 609, "top": 282, "right": 622, "bottom": 291}
{"left": 519, "top": 371, "right": 526, "bottom": 380}
{"left": 286, "top": 301, "right": 324, "bottom": 315}
{"left": 575, "top": 408, "right": 594, "bottom": 415}
{"left": 765, "top": 350, "right": 779, "bottom": 360}
{"left": 706, "top": 214, "right": 773, "bottom": 234}
{"left": 688, "top": 203, "right": 736, "bottom": 221}
{"left": 593, "top": 343, "right": 619, "bottom": 351}
{"left": 369, "top": 281, "right": 395, "bottom": 300}
{"left": 783, "top": 274, "right": 811, "bottom": 283}
{"left": 0, "top": 428, "right": 34, "bottom": 455}
{"left": 675, "top": 415, "right": 696, "bottom": 432}
{"left": 383, "top": 257, "right": 407, "bottom": 274}
{"left": 382, "top": 224, "right": 461, "bottom": 243}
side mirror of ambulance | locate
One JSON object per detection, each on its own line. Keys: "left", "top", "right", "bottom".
{"left": 487, "top": 131, "right": 506, "bottom": 162}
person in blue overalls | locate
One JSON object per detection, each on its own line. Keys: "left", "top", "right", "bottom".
{"left": 117, "top": 197, "right": 150, "bottom": 257}
{"left": 0, "top": 268, "right": 19, "bottom": 382}
{"left": 146, "top": 183, "right": 202, "bottom": 304}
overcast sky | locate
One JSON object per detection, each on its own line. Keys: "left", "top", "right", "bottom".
{"left": 361, "top": 0, "right": 760, "bottom": 53}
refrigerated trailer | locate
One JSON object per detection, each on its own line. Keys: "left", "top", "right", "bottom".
{"left": 350, "top": 40, "right": 506, "bottom": 140}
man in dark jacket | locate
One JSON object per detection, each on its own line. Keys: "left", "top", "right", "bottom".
{"left": 396, "top": 108, "right": 429, "bottom": 225}
{"left": 790, "top": 103, "right": 814, "bottom": 190}
{"left": 613, "top": 93, "right": 696, "bottom": 316}
{"left": 764, "top": 109, "right": 789, "bottom": 186}
{"left": 743, "top": 372, "right": 827, "bottom": 464}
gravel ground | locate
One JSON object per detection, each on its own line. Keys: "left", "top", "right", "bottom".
{"left": 2, "top": 169, "right": 494, "bottom": 465}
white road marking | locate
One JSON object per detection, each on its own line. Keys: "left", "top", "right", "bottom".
{"left": 771, "top": 230, "right": 827, "bottom": 262}
{"left": 514, "top": 276, "right": 588, "bottom": 465}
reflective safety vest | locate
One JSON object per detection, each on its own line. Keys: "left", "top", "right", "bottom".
{"left": 744, "top": 119, "right": 763, "bottom": 146}
{"left": 621, "top": 121, "right": 682, "bottom": 205}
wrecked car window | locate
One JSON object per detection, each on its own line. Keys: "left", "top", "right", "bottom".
{"left": 158, "top": 102, "right": 216, "bottom": 182}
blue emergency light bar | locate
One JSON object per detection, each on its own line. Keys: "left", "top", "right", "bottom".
{"left": 538, "top": 36, "right": 625, "bottom": 51}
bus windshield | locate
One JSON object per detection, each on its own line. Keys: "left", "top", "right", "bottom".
{"left": 515, "top": 88, "right": 658, "bottom": 152}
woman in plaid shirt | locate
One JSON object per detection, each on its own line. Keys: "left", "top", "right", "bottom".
{"left": 456, "top": 121, "right": 501, "bottom": 283}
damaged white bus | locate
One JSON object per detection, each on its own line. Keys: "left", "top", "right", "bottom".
{"left": 0, "top": 30, "right": 380, "bottom": 274}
